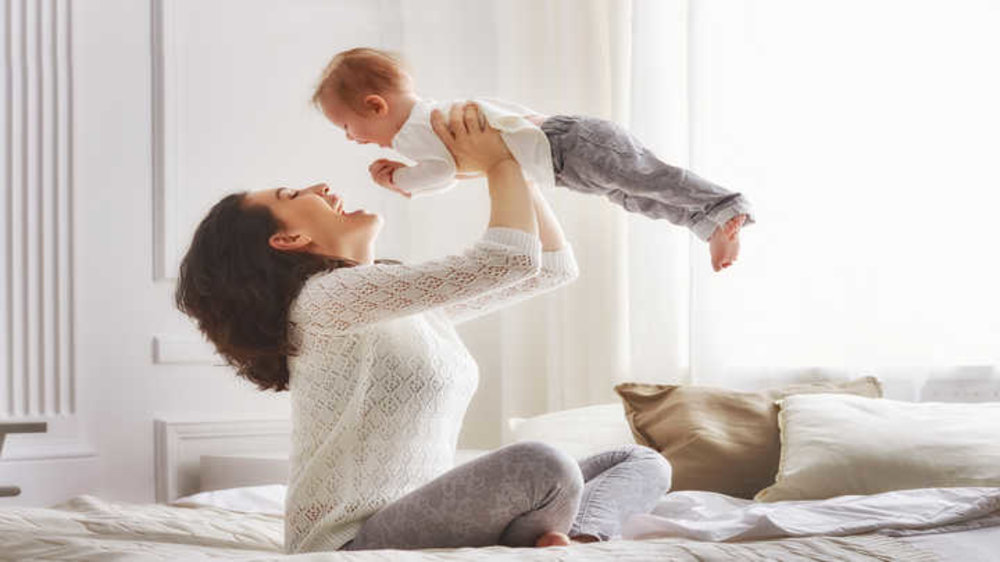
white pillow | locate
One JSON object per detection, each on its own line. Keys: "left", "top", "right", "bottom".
{"left": 756, "top": 393, "right": 1000, "bottom": 502}
{"left": 172, "top": 484, "right": 286, "bottom": 516}
{"left": 506, "top": 403, "right": 635, "bottom": 459}
{"left": 454, "top": 448, "right": 491, "bottom": 465}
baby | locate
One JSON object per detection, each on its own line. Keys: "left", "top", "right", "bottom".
{"left": 312, "top": 48, "right": 753, "bottom": 271}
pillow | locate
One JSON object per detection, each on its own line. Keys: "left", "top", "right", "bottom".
{"left": 172, "top": 484, "right": 286, "bottom": 516}
{"left": 614, "top": 377, "right": 882, "bottom": 499}
{"left": 454, "top": 448, "right": 491, "bottom": 466}
{"left": 507, "top": 403, "right": 635, "bottom": 459}
{"left": 756, "top": 393, "right": 1000, "bottom": 502}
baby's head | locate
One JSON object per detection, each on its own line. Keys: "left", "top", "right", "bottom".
{"left": 313, "top": 48, "right": 414, "bottom": 148}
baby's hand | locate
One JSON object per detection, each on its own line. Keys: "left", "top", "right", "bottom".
{"left": 369, "top": 159, "right": 411, "bottom": 198}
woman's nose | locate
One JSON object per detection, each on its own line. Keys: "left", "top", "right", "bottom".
{"left": 306, "top": 183, "right": 329, "bottom": 194}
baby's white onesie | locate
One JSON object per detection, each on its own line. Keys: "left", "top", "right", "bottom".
{"left": 390, "top": 98, "right": 555, "bottom": 195}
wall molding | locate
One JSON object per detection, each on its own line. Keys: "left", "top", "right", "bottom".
{"left": 2, "top": 0, "right": 75, "bottom": 418}
{"left": 150, "top": 0, "right": 171, "bottom": 280}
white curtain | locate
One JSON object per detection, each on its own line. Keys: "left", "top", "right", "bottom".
{"left": 369, "top": 0, "right": 1000, "bottom": 448}
{"left": 685, "top": 0, "right": 1000, "bottom": 386}
{"left": 163, "top": 0, "right": 999, "bottom": 449}
{"left": 384, "top": 0, "right": 692, "bottom": 447}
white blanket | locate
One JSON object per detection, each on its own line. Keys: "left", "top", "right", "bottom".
{"left": 5, "top": 488, "right": 998, "bottom": 560}
{"left": 623, "top": 486, "right": 1000, "bottom": 541}
{"left": 0, "top": 495, "right": 937, "bottom": 562}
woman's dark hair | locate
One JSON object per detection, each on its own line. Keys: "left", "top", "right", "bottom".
{"left": 175, "top": 193, "right": 355, "bottom": 391}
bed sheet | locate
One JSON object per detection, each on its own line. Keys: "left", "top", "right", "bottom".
{"left": 897, "top": 524, "right": 1000, "bottom": 562}
{"left": 2, "top": 492, "right": 994, "bottom": 561}
{"left": 623, "top": 486, "right": 1000, "bottom": 542}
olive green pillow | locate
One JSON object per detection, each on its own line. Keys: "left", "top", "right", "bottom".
{"left": 614, "top": 377, "right": 882, "bottom": 499}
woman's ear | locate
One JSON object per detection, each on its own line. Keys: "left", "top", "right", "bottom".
{"left": 268, "top": 232, "right": 312, "bottom": 252}
{"left": 363, "top": 94, "right": 389, "bottom": 116}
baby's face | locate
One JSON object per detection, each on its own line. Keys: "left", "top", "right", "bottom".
{"left": 320, "top": 95, "right": 397, "bottom": 149}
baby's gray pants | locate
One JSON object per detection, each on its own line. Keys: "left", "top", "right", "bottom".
{"left": 342, "top": 442, "right": 672, "bottom": 550}
{"left": 541, "top": 115, "right": 753, "bottom": 241}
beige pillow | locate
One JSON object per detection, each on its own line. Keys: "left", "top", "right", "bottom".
{"left": 614, "top": 377, "right": 882, "bottom": 499}
{"left": 757, "top": 393, "right": 1000, "bottom": 502}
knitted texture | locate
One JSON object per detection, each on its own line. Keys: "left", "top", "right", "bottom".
{"left": 284, "top": 227, "right": 578, "bottom": 552}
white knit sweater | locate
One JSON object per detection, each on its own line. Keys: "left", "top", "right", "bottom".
{"left": 284, "top": 227, "right": 578, "bottom": 553}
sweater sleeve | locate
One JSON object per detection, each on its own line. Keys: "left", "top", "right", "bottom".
{"left": 442, "top": 245, "right": 579, "bottom": 325}
{"left": 294, "top": 228, "right": 541, "bottom": 334}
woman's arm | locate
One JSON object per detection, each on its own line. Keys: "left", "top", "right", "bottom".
{"left": 442, "top": 185, "right": 578, "bottom": 326}
{"left": 438, "top": 111, "right": 577, "bottom": 325}
{"left": 530, "top": 182, "right": 567, "bottom": 252}
{"left": 432, "top": 103, "right": 537, "bottom": 236}
{"left": 439, "top": 104, "right": 581, "bottom": 324}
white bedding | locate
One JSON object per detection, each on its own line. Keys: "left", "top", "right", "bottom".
{"left": 173, "top": 484, "right": 286, "bottom": 517}
{"left": 4, "top": 487, "right": 1000, "bottom": 561}
{"left": 624, "top": 486, "right": 1000, "bottom": 541}
{"left": 899, "top": 524, "right": 1000, "bottom": 561}
{"left": 0, "top": 495, "right": 937, "bottom": 561}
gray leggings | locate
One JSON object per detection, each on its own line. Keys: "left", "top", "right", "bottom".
{"left": 342, "top": 442, "right": 672, "bottom": 551}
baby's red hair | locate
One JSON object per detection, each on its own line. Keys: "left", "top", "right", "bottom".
{"left": 312, "top": 47, "right": 411, "bottom": 113}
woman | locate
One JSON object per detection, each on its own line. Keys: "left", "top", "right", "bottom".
{"left": 176, "top": 103, "right": 672, "bottom": 553}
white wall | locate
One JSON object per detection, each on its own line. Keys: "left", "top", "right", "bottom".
{"left": 2, "top": 0, "right": 295, "bottom": 506}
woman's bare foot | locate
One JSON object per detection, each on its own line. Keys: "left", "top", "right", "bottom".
{"left": 535, "top": 531, "right": 571, "bottom": 547}
{"left": 709, "top": 214, "right": 747, "bottom": 271}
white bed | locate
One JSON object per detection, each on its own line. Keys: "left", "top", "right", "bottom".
{"left": 2, "top": 485, "right": 999, "bottom": 561}
{"left": 3, "top": 374, "right": 999, "bottom": 561}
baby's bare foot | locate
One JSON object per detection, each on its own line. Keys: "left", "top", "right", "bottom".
{"left": 535, "top": 531, "right": 571, "bottom": 547}
{"left": 709, "top": 214, "right": 746, "bottom": 271}
{"left": 723, "top": 214, "right": 747, "bottom": 239}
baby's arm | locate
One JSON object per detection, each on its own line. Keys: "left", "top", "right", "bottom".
{"left": 383, "top": 115, "right": 462, "bottom": 197}
{"left": 390, "top": 157, "right": 457, "bottom": 196}
{"left": 369, "top": 159, "right": 411, "bottom": 198}
{"left": 369, "top": 155, "right": 459, "bottom": 197}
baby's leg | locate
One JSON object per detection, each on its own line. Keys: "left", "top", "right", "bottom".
{"left": 541, "top": 116, "right": 752, "bottom": 243}
{"left": 570, "top": 444, "right": 672, "bottom": 542}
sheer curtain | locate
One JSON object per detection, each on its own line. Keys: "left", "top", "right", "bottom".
{"left": 386, "top": 0, "right": 691, "bottom": 447}
{"left": 684, "top": 0, "right": 1000, "bottom": 387}
{"left": 485, "top": 0, "right": 694, "bottom": 427}
{"left": 392, "top": 0, "right": 1000, "bottom": 448}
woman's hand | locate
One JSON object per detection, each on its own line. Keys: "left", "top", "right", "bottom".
{"left": 431, "top": 103, "right": 514, "bottom": 175}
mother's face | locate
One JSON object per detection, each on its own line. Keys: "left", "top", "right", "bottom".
{"left": 244, "top": 183, "right": 382, "bottom": 260}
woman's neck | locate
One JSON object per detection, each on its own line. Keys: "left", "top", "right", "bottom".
{"left": 311, "top": 228, "right": 377, "bottom": 265}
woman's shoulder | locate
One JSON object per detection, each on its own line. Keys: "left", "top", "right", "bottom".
{"left": 293, "top": 262, "right": 403, "bottom": 305}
